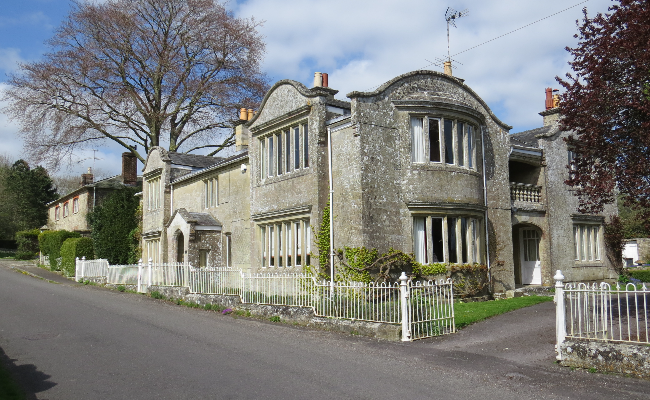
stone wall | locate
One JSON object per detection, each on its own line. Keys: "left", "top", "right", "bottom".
{"left": 561, "top": 338, "right": 650, "bottom": 379}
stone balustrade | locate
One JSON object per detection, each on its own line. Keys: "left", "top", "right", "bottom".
{"left": 510, "top": 182, "right": 542, "bottom": 203}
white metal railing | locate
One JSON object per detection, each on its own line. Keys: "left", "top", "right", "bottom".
{"left": 107, "top": 264, "right": 139, "bottom": 285}
{"left": 189, "top": 267, "right": 243, "bottom": 296}
{"left": 75, "top": 257, "right": 109, "bottom": 281}
{"left": 314, "top": 280, "right": 401, "bottom": 323}
{"left": 510, "top": 182, "right": 542, "bottom": 203}
{"left": 555, "top": 270, "right": 650, "bottom": 360}
{"left": 408, "top": 279, "right": 456, "bottom": 340}
{"left": 77, "top": 258, "right": 456, "bottom": 341}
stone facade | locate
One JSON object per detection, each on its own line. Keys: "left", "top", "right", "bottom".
{"left": 140, "top": 70, "right": 618, "bottom": 293}
{"left": 47, "top": 154, "right": 142, "bottom": 235}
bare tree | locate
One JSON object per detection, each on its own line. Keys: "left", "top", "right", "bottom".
{"left": 3, "top": 0, "right": 268, "bottom": 167}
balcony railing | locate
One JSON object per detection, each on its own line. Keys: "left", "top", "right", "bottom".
{"left": 510, "top": 182, "right": 542, "bottom": 203}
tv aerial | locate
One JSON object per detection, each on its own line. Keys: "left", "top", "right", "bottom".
{"left": 445, "top": 7, "right": 469, "bottom": 61}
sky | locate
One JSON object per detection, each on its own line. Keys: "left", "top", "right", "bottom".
{"left": 0, "top": 0, "right": 617, "bottom": 179}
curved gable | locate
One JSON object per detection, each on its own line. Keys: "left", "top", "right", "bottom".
{"left": 348, "top": 70, "right": 511, "bottom": 131}
{"left": 143, "top": 146, "right": 170, "bottom": 173}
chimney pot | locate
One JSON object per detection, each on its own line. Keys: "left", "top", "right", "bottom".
{"left": 313, "top": 72, "right": 322, "bottom": 88}
{"left": 122, "top": 152, "right": 138, "bottom": 185}
{"left": 443, "top": 61, "right": 453, "bottom": 76}
{"left": 247, "top": 109, "right": 254, "bottom": 120}
{"left": 240, "top": 108, "right": 248, "bottom": 120}
{"left": 322, "top": 73, "right": 329, "bottom": 88}
{"left": 545, "top": 88, "right": 553, "bottom": 110}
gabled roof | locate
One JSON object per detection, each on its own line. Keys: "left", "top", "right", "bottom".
{"left": 168, "top": 152, "right": 223, "bottom": 169}
{"left": 47, "top": 175, "right": 143, "bottom": 206}
{"left": 171, "top": 151, "right": 248, "bottom": 185}
{"left": 167, "top": 208, "right": 222, "bottom": 230}
{"left": 510, "top": 126, "right": 553, "bottom": 148}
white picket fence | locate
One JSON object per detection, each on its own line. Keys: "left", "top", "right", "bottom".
{"left": 554, "top": 270, "right": 650, "bottom": 360}
{"left": 75, "top": 258, "right": 455, "bottom": 341}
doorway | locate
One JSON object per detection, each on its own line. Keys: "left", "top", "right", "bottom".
{"left": 176, "top": 232, "right": 185, "bottom": 263}
{"left": 519, "top": 228, "right": 541, "bottom": 285}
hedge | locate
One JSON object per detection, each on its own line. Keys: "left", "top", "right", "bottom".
{"left": 38, "top": 230, "right": 80, "bottom": 270}
{"left": 15, "top": 229, "right": 41, "bottom": 260}
{"left": 60, "top": 237, "right": 94, "bottom": 277}
{"left": 628, "top": 269, "right": 650, "bottom": 283}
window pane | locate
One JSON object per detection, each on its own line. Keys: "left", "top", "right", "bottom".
{"left": 461, "top": 217, "right": 468, "bottom": 263}
{"left": 270, "top": 226, "right": 275, "bottom": 266}
{"left": 594, "top": 227, "right": 601, "bottom": 260}
{"left": 287, "top": 224, "right": 292, "bottom": 267}
{"left": 269, "top": 136, "right": 274, "bottom": 176}
{"left": 304, "top": 124, "right": 309, "bottom": 168}
{"left": 411, "top": 117, "right": 425, "bottom": 163}
{"left": 277, "top": 134, "right": 283, "bottom": 175}
{"left": 294, "top": 127, "right": 300, "bottom": 169}
{"left": 468, "top": 126, "right": 474, "bottom": 169}
{"left": 447, "top": 217, "right": 458, "bottom": 263}
{"left": 431, "top": 218, "right": 444, "bottom": 262}
{"left": 261, "top": 226, "right": 266, "bottom": 267}
{"left": 204, "top": 181, "right": 209, "bottom": 208}
{"left": 573, "top": 226, "right": 579, "bottom": 260}
{"left": 305, "top": 220, "right": 311, "bottom": 265}
{"left": 444, "top": 119, "right": 454, "bottom": 164}
{"left": 286, "top": 130, "right": 291, "bottom": 172}
{"left": 429, "top": 119, "right": 441, "bottom": 162}
{"left": 458, "top": 122, "right": 465, "bottom": 167}
{"left": 295, "top": 222, "right": 302, "bottom": 266}
{"left": 278, "top": 224, "right": 283, "bottom": 267}
{"left": 413, "top": 217, "right": 427, "bottom": 263}
{"left": 261, "top": 139, "right": 266, "bottom": 178}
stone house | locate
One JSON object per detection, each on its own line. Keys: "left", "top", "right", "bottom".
{"left": 46, "top": 152, "right": 142, "bottom": 235}
{"left": 140, "top": 70, "right": 617, "bottom": 292}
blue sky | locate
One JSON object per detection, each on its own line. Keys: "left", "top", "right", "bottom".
{"left": 0, "top": 0, "right": 616, "bottom": 178}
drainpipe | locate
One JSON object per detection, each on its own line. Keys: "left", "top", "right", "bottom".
{"left": 327, "top": 127, "right": 335, "bottom": 291}
{"left": 93, "top": 185, "right": 96, "bottom": 209}
{"left": 481, "top": 126, "right": 491, "bottom": 285}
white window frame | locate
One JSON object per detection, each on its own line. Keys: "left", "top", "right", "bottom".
{"left": 574, "top": 224, "right": 601, "bottom": 262}
{"left": 260, "top": 218, "right": 310, "bottom": 268}
{"left": 410, "top": 116, "right": 477, "bottom": 170}
{"left": 260, "top": 122, "right": 309, "bottom": 181}
{"left": 413, "top": 214, "right": 484, "bottom": 265}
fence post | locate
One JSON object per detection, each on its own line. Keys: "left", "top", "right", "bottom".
{"left": 148, "top": 258, "right": 153, "bottom": 289}
{"left": 137, "top": 259, "right": 143, "bottom": 293}
{"left": 554, "top": 270, "right": 566, "bottom": 361}
{"left": 76, "top": 257, "right": 81, "bottom": 281}
{"left": 81, "top": 256, "right": 86, "bottom": 282}
{"left": 400, "top": 272, "right": 411, "bottom": 342}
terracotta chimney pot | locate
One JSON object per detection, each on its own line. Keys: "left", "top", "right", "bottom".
{"left": 322, "top": 73, "right": 329, "bottom": 88}
{"left": 240, "top": 108, "right": 248, "bottom": 120}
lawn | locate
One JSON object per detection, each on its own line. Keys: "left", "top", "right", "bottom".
{"left": 454, "top": 295, "right": 553, "bottom": 329}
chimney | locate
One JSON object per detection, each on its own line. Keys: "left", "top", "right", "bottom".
{"left": 545, "top": 88, "right": 553, "bottom": 110}
{"left": 239, "top": 108, "right": 248, "bottom": 120}
{"left": 81, "top": 167, "right": 94, "bottom": 186}
{"left": 122, "top": 152, "right": 138, "bottom": 185}
{"left": 322, "top": 72, "right": 329, "bottom": 88}
{"left": 443, "top": 61, "right": 453, "bottom": 76}
{"left": 313, "top": 72, "right": 322, "bottom": 87}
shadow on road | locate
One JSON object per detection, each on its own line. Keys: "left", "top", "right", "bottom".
{"left": 0, "top": 346, "right": 56, "bottom": 399}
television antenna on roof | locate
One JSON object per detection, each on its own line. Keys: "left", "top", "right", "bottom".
{"left": 445, "top": 7, "right": 469, "bottom": 61}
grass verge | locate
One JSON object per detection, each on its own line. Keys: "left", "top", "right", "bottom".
{"left": 454, "top": 295, "right": 553, "bottom": 329}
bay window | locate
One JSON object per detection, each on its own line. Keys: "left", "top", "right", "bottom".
{"left": 411, "top": 116, "right": 476, "bottom": 170}
{"left": 413, "top": 214, "right": 483, "bottom": 265}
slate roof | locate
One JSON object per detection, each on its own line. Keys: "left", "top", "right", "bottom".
{"left": 509, "top": 126, "right": 553, "bottom": 148}
{"left": 171, "top": 208, "right": 222, "bottom": 227}
{"left": 48, "top": 175, "right": 143, "bottom": 205}
{"left": 168, "top": 152, "right": 223, "bottom": 169}
{"left": 171, "top": 151, "right": 248, "bottom": 184}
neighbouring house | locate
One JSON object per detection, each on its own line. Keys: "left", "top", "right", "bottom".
{"left": 140, "top": 68, "right": 618, "bottom": 293}
{"left": 46, "top": 152, "right": 142, "bottom": 235}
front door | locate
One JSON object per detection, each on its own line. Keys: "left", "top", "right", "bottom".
{"left": 520, "top": 228, "right": 541, "bottom": 285}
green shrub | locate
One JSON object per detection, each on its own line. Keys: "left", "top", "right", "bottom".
{"left": 413, "top": 262, "right": 448, "bottom": 276}
{"left": 60, "top": 237, "right": 94, "bottom": 277}
{"left": 87, "top": 187, "right": 140, "bottom": 264}
{"left": 628, "top": 269, "right": 650, "bottom": 282}
{"left": 14, "top": 228, "right": 41, "bottom": 260}
{"left": 38, "top": 230, "right": 80, "bottom": 270}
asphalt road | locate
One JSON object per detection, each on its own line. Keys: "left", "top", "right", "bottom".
{"left": 1, "top": 260, "right": 649, "bottom": 400}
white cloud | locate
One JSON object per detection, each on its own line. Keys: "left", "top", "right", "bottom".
{"left": 0, "top": 48, "right": 25, "bottom": 75}
{"left": 235, "top": 0, "right": 613, "bottom": 132}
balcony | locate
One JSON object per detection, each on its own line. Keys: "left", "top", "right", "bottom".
{"left": 510, "top": 182, "right": 545, "bottom": 212}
